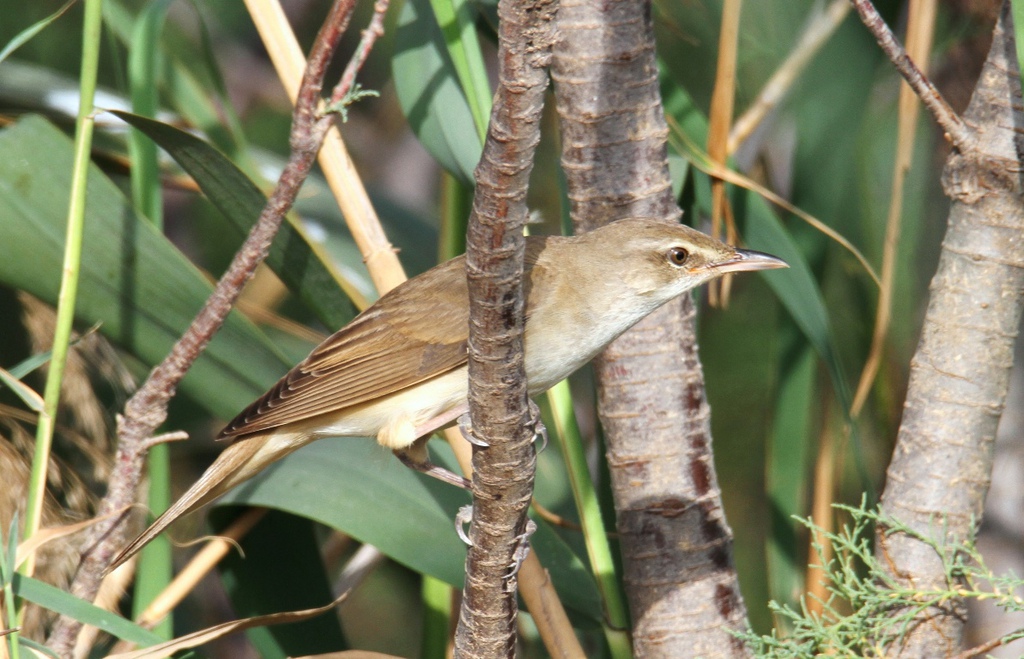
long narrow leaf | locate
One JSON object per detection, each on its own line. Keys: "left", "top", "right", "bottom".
{"left": 393, "top": 0, "right": 483, "bottom": 184}
{"left": 105, "top": 594, "right": 346, "bottom": 659}
{"left": 766, "top": 342, "right": 816, "bottom": 616}
{"left": 16, "top": 510, "right": 124, "bottom": 569}
{"left": 3, "top": 516, "right": 18, "bottom": 586}
{"left": 12, "top": 574, "right": 162, "bottom": 646}
{"left": 128, "top": 0, "right": 172, "bottom": 226}
{"left": 426, "top": 0, "right": 491, "bottom": 140}
{"left": 215, "top": 440, "right": 603, "bottom": 622}
{"left": 0, "top": 0, "right": 77, "bottom": 66}
{"left": 16, "top": 636, "right": 59, "bottom": 659}
{"left": 0, "top": 116, "right": 290, "bottom": 420}
{"left": 112, "top": 111, "right": 358, "bottom": 330}
{"left": 102, "top": 0, "right": 247, "bottom": 158}
{"left": 0, "top": 368, "right": 44, "bottom": 413}
{"left": 6, "top": 325, "right": 100, "bottom": 381}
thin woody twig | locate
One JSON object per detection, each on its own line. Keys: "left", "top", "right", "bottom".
{"left": 331, "top": 0, "right": 390, "bottom": 108}
{"left": 441, "top": 435, "right": 585, "bottom": 658}
{"left": 47, "top": 1, "right": 362, "bottom": 654}
{"left": 951, "top": 630, "right": 1024, "bottom": 659}
{"left": 454, "top": 0, "right": 557, "bottom": 652}
{"left": 141, "top": 430, "right": 189, "bottom": 451}
{"left": 850, "top": 0, "right": 969, "bottom": 149}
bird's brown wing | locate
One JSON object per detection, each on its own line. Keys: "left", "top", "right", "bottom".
{"left": 219, "top": 256, "right": 471, "bottom": 438}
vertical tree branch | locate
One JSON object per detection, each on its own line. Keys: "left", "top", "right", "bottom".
{"left": 871, "top": 2, "right": 1024, "bottom": 654}
{"left": 46, "top": 1, "right": 361, "bottom": 654}
{"left": 552, "top": 0, "right": 751, "bottom": 656}
{"left": 454, "top": 0, "right": 556, "bottom": 653}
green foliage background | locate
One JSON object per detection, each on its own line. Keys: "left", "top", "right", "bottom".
{"left": 0, "top": 0, "right": 1010, "bottom": 656}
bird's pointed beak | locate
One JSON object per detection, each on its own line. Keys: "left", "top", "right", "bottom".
{"left": 709, "top": 248, "right": 789, "bottom": 274}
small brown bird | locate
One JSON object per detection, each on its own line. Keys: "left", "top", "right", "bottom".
{"left": 111, "top": 219, "right": 787, "bottom": 569}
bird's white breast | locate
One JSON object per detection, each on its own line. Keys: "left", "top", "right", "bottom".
{"left": 523, "top": 287, "right": 657, "bottom": 394}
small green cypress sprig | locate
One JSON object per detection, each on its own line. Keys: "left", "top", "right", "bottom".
{"left": 322, "top": 83, "right": 380, "bottom": 123}
{"left": 736, "top": 500, "right": 1024, "bottom": 658}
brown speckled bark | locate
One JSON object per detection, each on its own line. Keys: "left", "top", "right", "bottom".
{"left": 552, "top": 0, "right": 750, "bottom": 656}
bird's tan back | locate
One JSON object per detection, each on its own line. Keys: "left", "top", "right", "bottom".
{"left": 219, "top": 256, "right": 474, "bottom": 438}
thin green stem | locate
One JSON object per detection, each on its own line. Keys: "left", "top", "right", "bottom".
{"left": 549, "top": 178, "right": 630, "bottom": 653}
{"left": 132, "top": 449, "right": 172, "bottom": 636}
{"left": 420, "top": 574, "right": 454, "bottom": 659}
{"left": 3, "top": 518, "right": 19, "bottom": 659}
{"left": 3, "top": 581, "right": 16, "bottom": 658}
{"left": 129, "top": 0, "right": 170, "bottom": 228}
{"left": 439, "top": 171, "right": 471, "bottom": 259}
{"left": 127, "top": 0, "right": 174, "bottom": 639}
{"left": 1013, "top": 0, "right": 1024, "bottom": 85}
{"left": 22, "top": 0, "right": 104, "bottom": 572}
{"left": 17, "top": 0, "right": 104, "bottom": 654}
{"left": 545, "top": 381, "right": 632, "bottom": 657}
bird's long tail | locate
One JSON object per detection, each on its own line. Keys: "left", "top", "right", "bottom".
{"left": 109, "top": 430, "right": 304, "bottom": 572}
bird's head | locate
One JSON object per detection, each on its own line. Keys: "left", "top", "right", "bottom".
{"left": 582, "top": 219, "right": 789, "bottom": 304}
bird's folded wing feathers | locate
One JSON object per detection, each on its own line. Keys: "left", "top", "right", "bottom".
{"left": 219, "top": 257, "right": 472, "bottom": 438}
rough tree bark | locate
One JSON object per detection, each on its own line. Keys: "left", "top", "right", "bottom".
{"left": 876, "top": 3, "right": 1024, "bottom": 655}
{"left": 552, "top": 0, "right": 750, "bottom": 656}
{"left": 453, "top": 0, "right": 556, "bottom": 653}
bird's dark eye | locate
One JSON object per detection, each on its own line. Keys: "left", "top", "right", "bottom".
{"left": 667, "top": 246, "right": 689, "bottom": 266}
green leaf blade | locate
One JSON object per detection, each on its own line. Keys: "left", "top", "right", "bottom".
{"left": 13, "top": 574, "right": 162, "bottom": 647}
{"left": 112, "top": 111, "right": 357, "bottom": 330}
{"left": 393, "top": 0, "right": 483, "bottom": 185}
{"left": 216, "top": 440, "right": 603, "bottom": 622}
{"left": 0, "top": 115, "right": 291, "bottom": 420}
